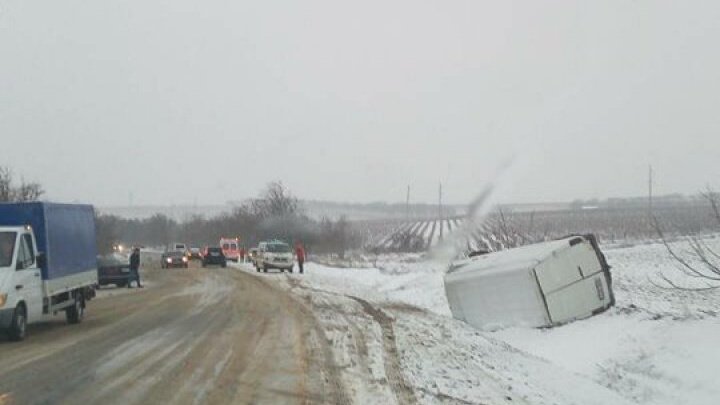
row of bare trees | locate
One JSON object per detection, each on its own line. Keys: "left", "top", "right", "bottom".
{"left": 96, "top": 182, "right": 361, "bottom": 256}
{"left": 0, "top": 166, "right": 44, "bottom": 202}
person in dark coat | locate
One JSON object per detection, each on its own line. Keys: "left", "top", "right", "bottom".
{"left": 129, "top": 247, "right": 143, "bottom": 288}
{"left": 295, "top": 242, "right": 306, "bottom": 274}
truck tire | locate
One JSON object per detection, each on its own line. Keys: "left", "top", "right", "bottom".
{"left": 66, "top": 293, "right": 85, "bottom": 324}
{"left": 262, "top": 265, "right": 268, "bottom": 273}
{"left": 8, "top": 305, "right": 27, "bottom": 341}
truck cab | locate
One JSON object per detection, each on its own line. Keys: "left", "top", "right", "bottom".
{"left": 0, "top": 227, "right": 44, "bottom": 339}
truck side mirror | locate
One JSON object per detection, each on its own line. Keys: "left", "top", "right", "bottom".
{"left": 36, "top": 252, "right": 47, "bottom": 269}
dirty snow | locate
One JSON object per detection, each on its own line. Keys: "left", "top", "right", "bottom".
{"left": 244, "top": 239, "right": 720, "bottom": 405}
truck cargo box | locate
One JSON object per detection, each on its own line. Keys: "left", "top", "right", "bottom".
{"left": 444, "top": 235, "right": 614, "bottom": 330}
{"left": 0, "top": 202, "right": 98, "bottom": 294}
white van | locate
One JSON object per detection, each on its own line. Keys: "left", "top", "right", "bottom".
{"left": 169, "top": 243, "right": 187, "bottom": 253}
{"left": 444, "top": 235, "right": 614, "bottom": 330}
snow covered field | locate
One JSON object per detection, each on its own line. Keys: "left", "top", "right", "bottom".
{"left": 242, "top": 239, "right": 720, "bottom": 404}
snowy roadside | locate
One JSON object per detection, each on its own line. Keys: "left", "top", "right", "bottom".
{"left": 237, "top": 239, "right": 720, "bottom": 405}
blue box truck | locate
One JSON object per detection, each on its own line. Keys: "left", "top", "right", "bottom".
{"left": 0, "top": 202, "right": 98, "bottom": 341}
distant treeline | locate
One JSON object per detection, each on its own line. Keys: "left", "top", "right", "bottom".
{"left": 360, "top": 198, "right": 720, "bottom": 254}
{"left": 96, "top": 182, "right": 361, "bottom": 256}
{"left": 569, "top": 193, "right": 708, "bottom": 210}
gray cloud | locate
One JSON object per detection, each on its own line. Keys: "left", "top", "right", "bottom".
{"left": 2, "top": 0, "right": 719, "bottom": 206}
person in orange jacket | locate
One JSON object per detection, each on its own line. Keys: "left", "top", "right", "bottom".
{"left": 295, "top": 242, "right": 306, "bottom": 274}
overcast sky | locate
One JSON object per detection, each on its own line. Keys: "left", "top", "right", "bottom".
{"left": 1, "top": 1, "right": 719, "bottom": 206}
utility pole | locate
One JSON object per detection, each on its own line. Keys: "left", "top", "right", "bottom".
{"left": 648, "top": 165, "right": 653, "bottom": 219}
{"left": 405, "top": 185, "right": 410, "bottom": 222}
{"left": 438, "top": 182, "right": 443, "bottom": 240}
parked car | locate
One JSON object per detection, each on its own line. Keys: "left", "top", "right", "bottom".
{"left": 201, "top": 247, "right": 227, "bottom": 268}
{"left": 256, "top": 241, "right": 294, "bottom": 273}
{"left": 187, "top": 247, "right": 202, "bottom": 260}
{"left": 97, "top": 254, "right": 132, "bottom": 287}
{"left": 161, "top": 250, "right": 189, "bottom": 269}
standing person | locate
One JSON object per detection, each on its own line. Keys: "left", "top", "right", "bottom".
{"left": 295, "top": 242, "right": 306, "bottom": 274}
{"left": 129, "top": 247, "right": 143, "bottom": 288}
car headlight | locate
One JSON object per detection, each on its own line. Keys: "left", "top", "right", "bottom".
{"left": 182, "top": 257, "right": 188, "bottom": 262}
{"left": 166, "top": 258, "right": 172, "bottom": 263}
{"left": 0, "top": 293, "right": 6, "bottom": 308}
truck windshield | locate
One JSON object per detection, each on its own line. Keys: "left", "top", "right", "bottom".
{"left": 0, "top": 232, "right": 17, "bottom": 267}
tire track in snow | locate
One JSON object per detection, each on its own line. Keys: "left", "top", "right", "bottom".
{"left": 346, "top": 295, "right": 418, "bottom": 405}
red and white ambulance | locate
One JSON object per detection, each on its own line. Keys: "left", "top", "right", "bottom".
{"left": 220, "top": 238, "right": 240, "bottom": 262}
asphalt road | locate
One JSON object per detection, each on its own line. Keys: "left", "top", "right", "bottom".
{"left": 0, "top": 264, "right": 348, "bottom": 405}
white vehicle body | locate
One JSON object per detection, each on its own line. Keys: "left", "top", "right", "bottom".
{"left": 444, "top": 235, "right": 614, "bottom": 331}
{"left": 256, "top": 242, "right": 294, "bottom": 272}
{"left": 170, "top": 243, "right": 188, "bottom": 253}
{"left": 0, "top": 226, "right": 97, "bottom": 340}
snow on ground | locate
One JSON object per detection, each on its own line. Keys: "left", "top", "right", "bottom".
{"left": 247, "top": 239, "right": 720, "bottom": 405}
{"left": 494, "top": 241, "right": 720, "bottom": 405}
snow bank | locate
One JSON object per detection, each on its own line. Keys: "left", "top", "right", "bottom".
{"left": 260, "top": 240, "right": 720, "bottom": 405}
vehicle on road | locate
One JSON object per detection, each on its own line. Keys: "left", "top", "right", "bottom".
{"left": 169, "top": 243, "right": 188, "bottom": 255}
{"left": 97, "top": 254, "right": 132, "bottom": 288}
{"left": 256, "top": 241, "right": 294, "bottom": 273}
{"left": 161, "top": 251, "right": 189, "bottom": 268}
{"left": 201, "top": 247, "right": 227, "bottom": 268}
{"left": 0, "top": 202, "right": 98, "bottom": 341}
{"left": 220, "top": 238, "right": 240, "bottom": 262}
{"left": 187, "top": 247, "right": 202, "bottom": 260}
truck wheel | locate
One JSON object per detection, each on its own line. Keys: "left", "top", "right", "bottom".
{"left": 66, "top": 293, "right": 85, "bottom": 324}
{"left": 8, "top": 305, "right": 27, "bottom": 341}
{"left": 262, "top": 265, "right": 268, "bottom": 273}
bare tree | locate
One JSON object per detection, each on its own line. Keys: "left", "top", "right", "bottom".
{"left": 653, "top": 188, "right": 720, "bottom": 290}
{"left": 14, "top": 180, "right": 44, "bottom": 202}
{"left": 0, "top": 167, "right": 13, "bottom": 201}
{"left": 700, "top": 186, "right": 720, "bottom": 225}
{"left": 249, "top": 181, "right": 299, "bottom": 218}
{"left": 95, "top": 214, "right": 120, "bottom": 255}
{"left": 0, "top": 166, "right": 45, "bottom": 202}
